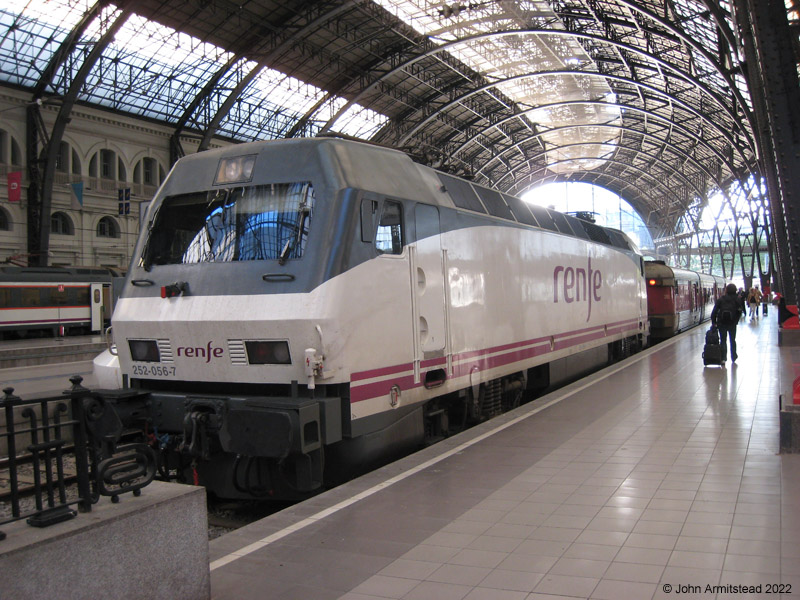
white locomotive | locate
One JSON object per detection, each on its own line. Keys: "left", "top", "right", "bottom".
{"left": 100, "top": 137, "right": 648, "bottom": 499}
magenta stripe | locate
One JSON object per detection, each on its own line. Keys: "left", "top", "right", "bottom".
{"left": 1, "top": 318, "right": 88, "bottom": 326}
{"left": 421, "top": 356, "right": 447, "bottom": 369}
{"left": 553, "top": 330, "right": 606, "bottom": 350}
{"left": 451, "top": 342, "right": 551, "bottom": 379}
{"left": 350, "top": 362, "right": 413, "bottom": 382}
{"left": 350, "top": 320, "right": 642, "bottom": 403}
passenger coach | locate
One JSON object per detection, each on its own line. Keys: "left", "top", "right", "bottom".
{"left": 0, "top": 266, "right": 119, "bottom": 338}
{"left": 645, "top": 260, "right": 726, "bottom": 340}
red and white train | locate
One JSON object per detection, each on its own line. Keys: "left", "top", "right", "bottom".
{"left": 0, "top": 266, "right": 123, "bottom": 339}
{"left": 644, "top": 261, "right": 727, "bottom": 341}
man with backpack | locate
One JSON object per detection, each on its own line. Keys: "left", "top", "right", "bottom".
{"left": 711, "top": 283, "right": 742, "bottom": 363}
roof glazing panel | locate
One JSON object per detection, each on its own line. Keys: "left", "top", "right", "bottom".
{"left": 0, "top": 1, "right": 88, "bottom": 90}
{"left": 1, "top": 0, "right": 388, "bottom": 141}
{"left": 374, "top": 0, "right": 621, "bottom": 174}
{"left": 73, "top": 11, "right": 235, "bottom": 122}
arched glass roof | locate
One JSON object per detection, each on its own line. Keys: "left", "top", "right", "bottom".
{"left": 1, "top": 0, "right": 791, "bottom": 294}
{"left": 1, "top": 1, "right": 387, "bottom": 138}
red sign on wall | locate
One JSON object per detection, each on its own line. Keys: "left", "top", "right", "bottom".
{"left": 7, "top": 171, "right": 21, "bottom": 202}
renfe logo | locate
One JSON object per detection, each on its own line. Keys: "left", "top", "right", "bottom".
{"left": 553, "top": 258, "right": 602, "bottom": 322}
{"left": 177, "top": 342, "right": 223, "bottom": 363}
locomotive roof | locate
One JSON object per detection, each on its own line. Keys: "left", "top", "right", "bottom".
{"left": 165, "top": 136, "right": 638, "bottom": 254}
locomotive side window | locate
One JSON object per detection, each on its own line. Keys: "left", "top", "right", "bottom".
{"left": 143, "top": 182, "right": 314, "bottom": 266}
{"left": 376, "top": 200, "right": 404, "bottom": 255}
{"left": 528, "top": 204, "right": 559, "bottom": 232}
{"left": 436, "top": 173, "right": 486, "bottom": 214}
{"left": 549, "top": 210, "right": 575, "bottom": 236}
{"left": 360, "top": 198, "right": 378, "bottom": 243}
{"left": 504, "top": 193, "right": 539, "bottom": 227}
{"left": 475, "top": 187, "right": 514, "bottom": 220}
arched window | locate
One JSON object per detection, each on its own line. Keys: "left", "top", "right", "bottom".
{"left": 0, "top": 207, "right": 10, "bottom": 231}
{"left": 96, "top": 216, "right": 120, "bottom": 238}
{"left": 51, "top": 212, "right": 74, "bottom": 235}
{"left": 10, "top": 137, "right": 22, "bottom": 166}
{"left": 0, "top": 129, "right": 23, "bottom": 166}
{"left": 55, "top": 141, "right": 69, "bottom": 173}
{"left": 71, "top": 148, "right": 81, "bottom": 175}
{"left": 90, "top": 149, "right": 118, "bottom": 179}
{"left": 118, "top": 156, "right": 127, "bottom": 182}
{"left": 134, "top": 157, "right": 164, "bottom": 186}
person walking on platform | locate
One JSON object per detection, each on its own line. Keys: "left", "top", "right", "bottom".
{"left": 747, "top": 286, "right": 762, "bottom": 320}
{"left": 737, "top": 288, "right": 747, "bottom": 320}
{"left": 711, "top": 283, "right": 742, "bottom": 363}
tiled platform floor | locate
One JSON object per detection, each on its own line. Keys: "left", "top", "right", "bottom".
{"left": 210, "top": 312, "right": 800, "bottom": 599}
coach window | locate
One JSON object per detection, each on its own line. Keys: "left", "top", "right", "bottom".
{"left": 97, "top": 216, "right": 120, "bottom": 238}
{"left": 21, "top": 287, "right": 42, "bottom": 307}
{"left": 376, "top": 200, "right": 403, "bottom": 255}
{"left": 51, "top": 212, "right": 74, "bottom": 235}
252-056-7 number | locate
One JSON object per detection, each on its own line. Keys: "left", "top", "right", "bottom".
{"left": 132, "top": 364, "right": 176, "bottom": 377}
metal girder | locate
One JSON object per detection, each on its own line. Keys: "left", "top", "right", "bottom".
{"left": 26, "top": 2, "right": 135, "bottom": 267}
{"left": 380, "top": 29, "right": 753, "bottom": 152}
{"left": 732, "top": 0, "right": 800, "bottom": 303}
{"left": 170, "top": 54, "right": 241, "bottom": 163}
{"left": 445, "top": 99, "right": 738, "bottom": 175}
{"left": 482, "top": 122, "right": 728, "bottom": 211}
{"left": 509, "top": 162, "right": 682, "bottom": 236}
{"left": 25, "top": 1, "right": 109, "bottom": 265}
{"left": 491, "top": 138, "right": 709, "bottom": 224}
{"left": 195, "top": 1, "right": 361, "bottom": 152}
{"left": 444, "top": 81, "right": 745, "bottom": 184}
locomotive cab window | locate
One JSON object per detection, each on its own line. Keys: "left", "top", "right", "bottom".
{"left": 142, "top": 182, "right": 314, "bottom": 266}
{"left": 376, "top": 200, "right": 404, "bottom": 255}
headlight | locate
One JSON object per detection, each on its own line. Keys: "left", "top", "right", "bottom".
{"left": 214, "top": 154, "right": 256, "bottom": 184}
{"left": 245, "top": 341, "right": 291, "bottom": 365}
{"left": 129, "top": 339, "right": 160, "bottom": 362}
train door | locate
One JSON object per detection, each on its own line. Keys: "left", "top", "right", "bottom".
{"left": 90, "top": 283, "right": 104, "bottom": 332}
{"left": 411, "top": 204, "right": 449, "bottom": 385}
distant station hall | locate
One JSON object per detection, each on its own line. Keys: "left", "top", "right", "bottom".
{"left": 207, "top": 316, "right": 800, "bottom": 600}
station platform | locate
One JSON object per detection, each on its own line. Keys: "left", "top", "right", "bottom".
{"left": 0, "top": 334, "right": 106, "bottom": 369}
{"left": 211, "top": 314, "right": 798, "bottom": 600}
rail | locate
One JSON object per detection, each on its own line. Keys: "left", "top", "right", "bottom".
{"left": 0, "top": 376, "right": 156, "bottom": 541}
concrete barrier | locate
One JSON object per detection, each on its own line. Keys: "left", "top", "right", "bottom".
{"left": 0, "top": 481, "right": 209, "bottom": 600}
{"left": 781, "top": 404, "right": 800, "bottom": 453}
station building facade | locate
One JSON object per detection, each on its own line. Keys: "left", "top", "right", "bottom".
{"left": 0, "top": 86, "right": 228, "bottom": 270}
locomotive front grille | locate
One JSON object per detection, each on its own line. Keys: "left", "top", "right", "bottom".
{"left": 228, "top": 340, "right": 248, "bottom": 365}
{"left": 157, "top": 339, "right": 174, "bottom": 363}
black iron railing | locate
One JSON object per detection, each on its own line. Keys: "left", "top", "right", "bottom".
{"left": 0, "top": 376, "right": 156, "bottom": 540}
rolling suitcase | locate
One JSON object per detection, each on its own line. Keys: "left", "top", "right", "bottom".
{"left": 703, "top": 326, "right": 724, "bottom": 366}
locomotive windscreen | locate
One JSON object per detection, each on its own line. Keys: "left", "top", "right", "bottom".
{"left": 142, "top": 182, "right": 314, "bottom": 267}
